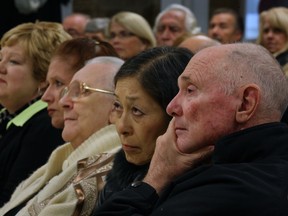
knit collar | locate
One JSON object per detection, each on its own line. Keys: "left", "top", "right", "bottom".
{"left": 62, "top": 124, "right": 121, "bottom": 170}
{"left": 212, "top": 122, "right": 288, "bottom": 164}
{"left": 0, "top": 107, "right": 16, "bottom": 125}
{"left": 0, "top": 108, "right": 14, "bottom": 137}
{"left": 7, "top": 99, "right": 47, "bottom": 129}
{"left": 0, "top": 97, "right": 41, "bottom": 124}
{"left": 0, "top": 97, "right": 45, "bottom": 137}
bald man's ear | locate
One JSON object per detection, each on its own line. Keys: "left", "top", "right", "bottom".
{"left": 235, "top": 84, "right": 260, "bottom": 123}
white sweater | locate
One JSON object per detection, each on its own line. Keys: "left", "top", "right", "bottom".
{"left": 0, "top": 125, "right": 121, "bottom": 216}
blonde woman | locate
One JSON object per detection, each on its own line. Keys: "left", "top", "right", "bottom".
{"left": 0, "top": 21, "right": 71, "bottom": 205}
{"left": 257, "top": 7, "right": 288, "bottom": 76}
{"left": 108, "top": 11, "right": 156, "bottom": 60}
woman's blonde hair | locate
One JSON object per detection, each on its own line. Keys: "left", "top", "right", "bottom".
{"left": 109, "top": 11, "right": 156, "bottom": 48}
{"left": 257, "top": 7, "right": 288, "bottom": 55}
{"left": 1, "top": 21, "right": 71, "bottom": 82}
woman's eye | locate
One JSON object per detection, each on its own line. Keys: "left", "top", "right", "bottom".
{"left": 9, "top": 60, "right": 19, "bottom": 65}
{"left": 170, "top": 26, "right": 181, "bottom": 33}
{"left": 55, "top": 80, "right": 64, "bottom": 87}
{"left": 132, "top": 107, "right": 144, "bottom": 116}
{"left": 109, "top": 33, "right": 116, "bottom": 39}
{"left": 273, "top": 28, "right": 283, "bottom": 33}
{"left": 113, "top": 101, "right": 122, "bottom": 111}
{"left": 263, "top": 28, "right": 269, "bottom": 34}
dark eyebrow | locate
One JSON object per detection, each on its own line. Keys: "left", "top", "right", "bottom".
{"left": 114, "top": 94, "right": 139, "bottom": 102}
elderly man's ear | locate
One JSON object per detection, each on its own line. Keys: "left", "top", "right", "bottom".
{"left": 235, "top": 84, "right": 260, "bottom": 123}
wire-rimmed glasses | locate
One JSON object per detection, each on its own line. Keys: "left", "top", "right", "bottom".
{"left": 60, "top": 80, "right": 114, "bottom": 100}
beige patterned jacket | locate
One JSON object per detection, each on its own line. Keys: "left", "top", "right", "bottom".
{"left": 0, "top": 125, "right": 120, "bottom": 216}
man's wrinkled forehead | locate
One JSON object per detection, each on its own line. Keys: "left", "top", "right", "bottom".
{"left": 160, "top": 10, "right": 185, "bottom": 23}
{"left": 178, "top": 59, "right": 203, "bottom": 84}
{"left": 179, "top": 47, "right": 223, "bottom": 81}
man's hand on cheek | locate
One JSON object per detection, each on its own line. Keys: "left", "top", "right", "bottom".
{"left": 144, "top": 118, "right": 214, "bottom": 193}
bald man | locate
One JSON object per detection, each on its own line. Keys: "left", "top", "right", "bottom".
{"left": 178, "top": 34, "right": 220, "bottom": 53}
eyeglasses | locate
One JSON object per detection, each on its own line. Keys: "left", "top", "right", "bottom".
{"left": 60, "top": 81, "right": 114, "bottom": 99}
{"left": 156, "top": 25, "right": 182, "bottom": 33}
{"left": 65, "top": 28, "right": 83, "bottom": 38}
{"left": 109, "top": 31, "right": 135, "bottom": 40}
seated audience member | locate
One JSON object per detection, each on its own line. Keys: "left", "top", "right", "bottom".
{"left": 256, "top": 7, "right": 288, "bottom": 77}
{"left": 0, "top": 21, "right": 71, "bottom": 206}
{"left": 63, "top": 13, "right": 91, "bottom": 38}
{"left": 85, "top": 18, "right": 110, "bottom": 41}
{"left": 96, "top": 46, "right": 193, "bottom": 208}
{"left": 42, "top": 37, "right": 118, "bottom": 129}
{"left": 108, "top": 11, "right": 156, "bottom": 61}
{"left": 178, "top": 34, "right": 221, "bottom": 53}
{"left": 0, "top": 56, "right": 124, "bottom": 216}
{"left": 154, "top": 4, "right": 201, "bottom": 46}
{"left": 172, "top": 32, "right": 193, "bottom": 46}
{"left": 94, "top": 43, "right": 288, "bottom": 215}
{"left": 208, "top": 8, "right": 244, "bottom": 44}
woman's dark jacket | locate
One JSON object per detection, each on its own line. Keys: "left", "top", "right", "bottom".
{"left": 97, "top": 149, "right": 149, "bottom": 207}
{"left": 0, "top": 102, "right": 63, "bottom": 206}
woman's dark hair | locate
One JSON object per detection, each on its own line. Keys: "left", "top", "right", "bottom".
{"left": 53, "top": 37, "right": 118, "bottom": 72}
{"left": 114, "top": 46, "right": 193, "bottom": 118}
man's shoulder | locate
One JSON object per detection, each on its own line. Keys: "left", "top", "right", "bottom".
{"left": 155, "top": 162, "right": 288, "bottom": 215}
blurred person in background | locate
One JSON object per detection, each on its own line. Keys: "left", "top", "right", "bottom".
{"left": 178, "top": 34, "right": 221, "bottom": 53}
{"left": 208, "top": 8, "right": 244, "bottom": 44}
{"left": 256, "top": 7, "right": 288, "bottom": 77}
{"left": 85, "top": 18, "right": 110, "bottom": 41}
{"left": 153, "top": 4, "right": 201, "bottom": 47}
{"left": 108, "top": 11, "right": 156, "bottom": 61}
{"left": 62, "top": 13, "right": 91, "bottom": 38}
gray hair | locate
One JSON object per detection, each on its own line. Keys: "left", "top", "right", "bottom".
{"left": 153, "top": 4, "right": 201, "bottom": 34}
{"left": 86, "top": 56, "right": 124, "bottom": 89}
{"left": 86, "top": 56, "right": 124, "bottom": 67}
{"left": 85, "top": 17, "right": 110, "bottom": 36}
{"left": 216, "top": 43, "right": 288, "bottom": 116}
